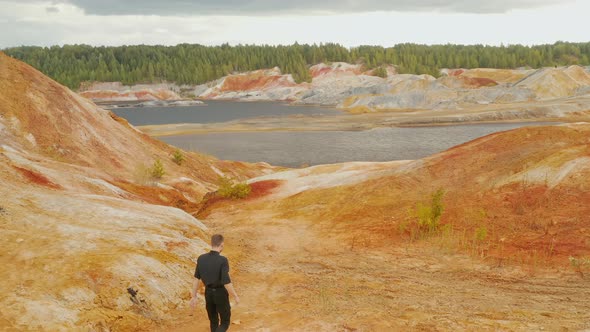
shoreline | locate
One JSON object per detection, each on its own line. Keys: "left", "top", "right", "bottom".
{"left": 138, "top": 115, "right": 582, "bottom": 137}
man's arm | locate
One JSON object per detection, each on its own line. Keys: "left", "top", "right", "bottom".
{"left": 191, "top": 278, "right": 200, "bottom": 298}
{"left": 190, "top": 261, "right": 204, "bottom": 309}
{"left": 221, "top": 258, "right": 240, "bottom": 304}
{"left": 190, "top": 279, "right": 206, "bottom": 309}
{"left": 224, "top": 283, "right": 240, "bottom": 304}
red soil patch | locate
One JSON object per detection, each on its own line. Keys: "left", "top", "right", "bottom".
{"left": 448, "top": 69, "right": 465, "bottom": 77}
{"left": 463, "top": 76, "right": 498, "bottom": 87}
{"left": 13, "top": 166, "right": 62, "bottom": 189}
{"left": 111, "top": 180, "right": 200, "bottom": 212}
{"left": 444, "top": 70, "right": 498, "bottom": 87}
{"left": 195, "top": 180, "right": 284, "bottom": 218}
{"left": 310, "top": 65, "right": 362, "bottom": 78}
{"left": 79, "top": 91, "right": 123, "bottom": 99}
{"left": 165, "top": 240, "right": 189, "bottom": 251}
{"left": 248, "top": 180, "right": 283, "bottom": 199}
{"left": 445, "top": 183, "right": 590, "bottom": 264}
{"left": 81, "top": 90, "right": 176, "bottom": 101}
{"left": 220, "top": 73, "right": 292, "bottom": 92}
{"left": 133, "top": 91, "right": 154, "bottom": 99}
{"left": 310, "top": 67, "right": 333, "bottom": 77}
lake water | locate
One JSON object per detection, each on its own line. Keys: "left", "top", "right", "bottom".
{"left": 160, "top": 123, "right": 555, "bottom": 167}
{"left": 111, "top": 101, "right": 555, "bottom": 167}
{"left": 111, "top": 100, "right": 340, "bottom": 126}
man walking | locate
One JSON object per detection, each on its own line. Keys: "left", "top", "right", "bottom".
{"left": 190, "top": 234, "right": 240, "bottom": 332}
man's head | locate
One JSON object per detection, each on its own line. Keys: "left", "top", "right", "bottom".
{"left": 211, "top": 234, "right": 224, "bottom": 252}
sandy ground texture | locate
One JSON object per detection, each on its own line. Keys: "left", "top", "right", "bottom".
{"left": 169, "top": 220, "right": 590, "bottom": 332}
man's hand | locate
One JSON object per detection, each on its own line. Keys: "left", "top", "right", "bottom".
{"left": 189, "top": 278, "right": 203, "bottom": 310}
{"left": 224, "top": 283, "right": 240, "bottom": 306}
{"left": 189, "top": 296, "right": 198, "bottom": 309}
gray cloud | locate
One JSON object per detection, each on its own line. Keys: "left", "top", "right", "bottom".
{"left": 62, "top": 0, "right": 565, "bottom": 15}
{"left": 1, "top": 0, "right": 586, "bottom": 49}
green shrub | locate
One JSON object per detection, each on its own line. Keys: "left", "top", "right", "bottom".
{"left": 474, "top": 226, "right": 488, "bottom": 243}
{"left": 413, "top": 189, "right": 445, "bottom": 235}
{"left": 150, "top": 159, "right": 165, "bottom": 179}
{"left": 172, "top": 149, "right": 185, "bottom": 165}
{"left": 217, "top": 176, "right": 251, "bottom": 199}
{"left": 372, "top": 66, "right": 388, "bottom": 78}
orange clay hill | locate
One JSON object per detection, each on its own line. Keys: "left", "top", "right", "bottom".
{"left": 0, "top": 52, "right": 275, "bottom": 331}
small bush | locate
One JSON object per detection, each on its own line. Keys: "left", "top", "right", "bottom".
{"left": 172, "top": 149, "right": 185, "bottom": 165}
{"left": 474, "top": 226, "right": 488, "bottom": 243}
{"left": 372, "top": 66, "right": 388, "bottom": 78}
{"left": 150, "top": 159, "right": 165, "bottom": 179}
{"left": 217, "top": 176, "right": 251, "bottom": 199}
{"left": 413, "top": 189, "right": 445, "bottom": 235}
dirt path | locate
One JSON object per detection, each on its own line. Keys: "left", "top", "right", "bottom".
{"left": 167, "top": 205, "right": 590, "bottom": 332}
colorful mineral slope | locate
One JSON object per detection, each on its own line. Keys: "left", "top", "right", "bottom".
{"left": 0, "top": 52, "right": 275, "bottom": 331}
{"left": 79, "top": 82, "right": 181, "bottom": 102}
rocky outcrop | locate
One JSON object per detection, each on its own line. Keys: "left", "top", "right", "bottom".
{"left": 79, "top": 82, "right": 181, "bottom": 102}
{"left": 513, "top": 66, "right": 590, "bottom": 99}
{"left": 78, "top": 64, "right": 590, "bottom": 116}
{"left": 194, "top": 67, "right": 307, "bottom": 101}
{"left": 341, "top": 65, "right": 590, "bottom": 112}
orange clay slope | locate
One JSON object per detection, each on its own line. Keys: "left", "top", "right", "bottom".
{"left": 202, "top": 123, "right": 590, "bottom": 267}
{"left": 0, "top": 52, "right": 274, "bottom": 201}
{"left": 0, "top": 52, "right": 275, "bottom": 331}
{"left": 180, "top": 124, "right": 590, "bottom": 332}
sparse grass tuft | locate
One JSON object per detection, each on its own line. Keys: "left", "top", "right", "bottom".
{"left": 150, "top": 159, "right": 165, "bottom": 179}
{"left": 172, "top": 149, "right": 185, "bottom": 166}
{"left": 217, "top": 176, "right": 251, "bottom": 199}
{"left": 412, "top": 188, "right": 445, "bottom": 237}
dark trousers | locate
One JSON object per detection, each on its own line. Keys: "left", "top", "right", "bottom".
{"left": 205, "top": 287, "right": 231, "bottom": 332}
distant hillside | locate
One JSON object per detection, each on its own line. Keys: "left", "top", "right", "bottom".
{"left": 4, "top": 42, "right": 590, "bottom": 89}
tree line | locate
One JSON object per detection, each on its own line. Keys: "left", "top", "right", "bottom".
{"left": 3, "top": 42, "right": 590, "bottom": 90}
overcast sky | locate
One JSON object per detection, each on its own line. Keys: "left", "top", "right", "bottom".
{"left": 1, "top": 0, "right": 588, "bottom": 48}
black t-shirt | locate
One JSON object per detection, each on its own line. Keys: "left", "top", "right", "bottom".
{"left": 194, "top": 251, "right": 231, "bottom": 288}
